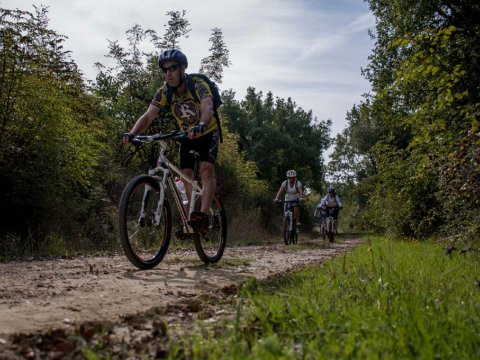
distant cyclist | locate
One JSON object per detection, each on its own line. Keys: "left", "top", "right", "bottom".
{"left": 317, "top": 187, "right": 343, "bottom": 234}
{"left": 274, "top": 170, "right": 304, "bottom": 225}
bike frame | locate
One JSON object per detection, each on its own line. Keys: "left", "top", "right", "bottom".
{"left": 135, "top": 132, "right": 203, "bottom": 234}
{"left": 324, "top": 216, "right": 334, "bottom": 233}
{"left": 284, "top": 202, "right": 295, "bottom": 232}
{"left": 320, "top": 207, "right": 336, "bottom": 241}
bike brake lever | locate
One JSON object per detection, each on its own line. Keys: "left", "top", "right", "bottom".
{"left": 173, "top": 132, "right": 188, "bottom": 141}
{"left": 131, "top": 138, "right": 142, "bottom": 145}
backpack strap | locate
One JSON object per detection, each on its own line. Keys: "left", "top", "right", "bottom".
{"left": 213, "top": 108, "right": 223, "bottom": 143}
{"left": 283, "top": 180, "right": 301, "bottom": 194}
{"left": 187, "top": 75, "right": 223, "bottom": 143}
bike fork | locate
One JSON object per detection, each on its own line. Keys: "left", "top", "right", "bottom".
{"left": 139, "top": 183, "right": 165, "bottom": 226}
{"left": 154, "top": 184, "right": 166, "bottom": 225}
{"left": 138, "top": 185, "right": 151, "bottom": 224}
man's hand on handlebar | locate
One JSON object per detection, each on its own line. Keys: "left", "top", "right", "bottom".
{"left": 188, "top": 122, "right": 206, "bottom": 139}
{"left": 122, "top": 132, "right": 136, "bottom": 144}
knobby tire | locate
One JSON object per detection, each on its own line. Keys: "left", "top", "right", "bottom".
{"left": 283, "top": 216, "right": 292, "bottom": 245}
{"left": 119, "top": 175, "right": 172, "bottom": 269}
{"left": 192, "top": 194, "right": 227, "bottom": 263}
{"left": 327, "top": 218, "right": 335, "bottom": 243}
{"left": 321, "top": 222, "right": 326, "bottom": 240}
{"left": 292, "top": 218, "right": 297, "bottom": 244}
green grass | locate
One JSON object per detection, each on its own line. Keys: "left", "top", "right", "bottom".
{"left": 168, "top": 235, "right": 480, "bottom": 359}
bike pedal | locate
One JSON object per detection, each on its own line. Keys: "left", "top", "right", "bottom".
{"left": 175, "top": 228, "right": 191, "bottom": 240}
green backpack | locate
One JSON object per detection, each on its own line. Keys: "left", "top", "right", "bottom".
{"left": 166, "top": 73, "right": 223, "bottom": 142}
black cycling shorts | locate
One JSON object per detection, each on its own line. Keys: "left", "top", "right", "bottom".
{"left": 331, "top": 207, "right": 340, "bottom": 220}
{"left": 322, "top": 207, "right": 340, "bottom": 220}
{"left": 179, "top": 130, "right": 219, "bottom": 169}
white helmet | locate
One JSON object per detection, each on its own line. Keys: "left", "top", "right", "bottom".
{"left": 286, "top": 170, "right": 297, "bottom": 178}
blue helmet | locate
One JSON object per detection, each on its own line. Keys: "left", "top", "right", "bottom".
{"left": 327, "top": 187, "right": 335, "bottom": 193}
{"left": 158, "top": 49, "right": 188, "bottom": 68}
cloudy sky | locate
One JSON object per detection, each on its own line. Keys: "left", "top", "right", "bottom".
{"left": 2, "top": 0, "right": 375, "bottom": 140}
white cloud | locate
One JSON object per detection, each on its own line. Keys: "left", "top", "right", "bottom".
{"left": 347, "top": 11, "right": 376, "bottom": 33}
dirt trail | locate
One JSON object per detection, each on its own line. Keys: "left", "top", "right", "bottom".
{"left": 0, "top": 235, "right": 361, "bottom": 341}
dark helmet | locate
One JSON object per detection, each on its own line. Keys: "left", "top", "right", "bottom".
{"left": 327, "top": 187, "right": 335, "bottom": 193}
{"left": 158, "top": 49, "right": 188, "bottom": 68}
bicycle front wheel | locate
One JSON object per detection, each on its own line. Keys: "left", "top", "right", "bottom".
{"left": 119, "top": 175, "right": 172, "bottom": 269}
{"left": 193, "top": 195, "right": 227, "bottom": 263}
{"left": 283, "top": 216, "right": 292, "bottom": 245}
{"left": 321, "top": 221, "right": 326, "bottom": 240}
{"left": 292, "top": 219, "right": 298, "bottom": 244}
{"left": 327, "top": 218, "right": 335, "bottom": 243}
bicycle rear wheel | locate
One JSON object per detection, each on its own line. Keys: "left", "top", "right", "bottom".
{"left": 192, "top": 195, "right": 227, "bottom": 263}
{"left": 118, "top": 175, "right": 172, "bottom": 269}
{"left": 283, "top": 216, "right": 292, "bottom": 245}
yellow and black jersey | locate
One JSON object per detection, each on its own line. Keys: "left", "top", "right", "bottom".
{"left": 151, "top": 76, "right": 218, "bottom": 135}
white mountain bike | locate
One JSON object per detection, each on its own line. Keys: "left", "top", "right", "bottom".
{"left": 279, "top": 199, "right": 299, "bottom": 245}
{"left": 118, "top": 131, "right": 227, "bottom": 269}
{"left": 319, "top": 207, "right": 336, "bottom": 243}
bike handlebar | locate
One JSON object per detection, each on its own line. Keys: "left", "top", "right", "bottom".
{"left": 321, "top": 206, "right": 341, "bottom": 210}
{"left": 131, "top": 131, "right": 187, "bottom": 145}
{"left": 275, "top": 199, "right": 301, "bottom": 204}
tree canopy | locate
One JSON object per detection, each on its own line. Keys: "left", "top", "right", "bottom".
{"left": 0, "top": 7, "right": 107, "bottom": 248}
{"left": 329, "top": 0, "right": 480, "bottom": 241}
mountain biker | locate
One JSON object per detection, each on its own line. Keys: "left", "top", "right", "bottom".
{"left": 274, "top": 170, "right": 304, "bottom": 225}
{"left": 316, "top": 187, "right": 343, "bottom": 234}
{"left": 122, "top": 49, "right": 219, "bottom": 231}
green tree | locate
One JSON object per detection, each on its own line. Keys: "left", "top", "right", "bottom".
{"left": 0, "top": 6, "right": 107, "bottom": 252}
{"left": 93, "top": 23, "right": 166, "bottom": 139}
{"left": 199, "top": 27, "right": 231, "bottom": 83}
{"left": 224, "top": 87, "right": 331, "bottom": 192}
{"left": 155, "top": 10, "right": 191, "bottom": 50}
{"left": 93, "top": 9, "right": 193, "bottom": 148}
{"left": 333, "top": 0, "right": 480, "bottom": 240}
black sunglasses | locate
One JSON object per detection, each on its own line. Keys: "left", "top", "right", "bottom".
{"left": 161, "top": 64, "right": 179, "bottom": 74}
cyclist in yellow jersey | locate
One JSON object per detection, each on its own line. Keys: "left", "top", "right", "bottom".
{"left": 123, "top": 49, "right": 218, "bottom": 231}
